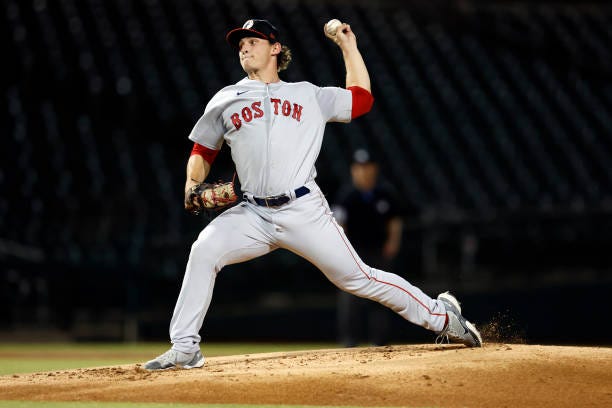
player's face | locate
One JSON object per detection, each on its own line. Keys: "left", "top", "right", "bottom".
{"left": 238, "top": 37, "right": 277, "bottom": 73}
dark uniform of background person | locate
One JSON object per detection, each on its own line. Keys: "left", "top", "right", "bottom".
{"left": 332, "top": 149, "right": 404, "bottom": 347}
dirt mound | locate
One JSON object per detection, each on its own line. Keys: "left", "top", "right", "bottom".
{"left": 1, "top": 344, "right": 610, "bottom": 407}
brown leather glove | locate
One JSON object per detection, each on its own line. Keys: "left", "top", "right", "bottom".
{"left": 185, "top": 181, "right": 238, "bottom": 215}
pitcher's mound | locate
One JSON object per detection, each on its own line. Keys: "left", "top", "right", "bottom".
{"left": 1, "top": 344, "right": 611, "bottom": 407}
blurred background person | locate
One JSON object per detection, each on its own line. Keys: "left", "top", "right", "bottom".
{"left": 333, "top": 149, "right": 404, "bottom": 347}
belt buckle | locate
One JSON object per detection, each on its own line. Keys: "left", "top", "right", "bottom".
{"left": 264, "top": 194, "right": 288, "bottom": 207}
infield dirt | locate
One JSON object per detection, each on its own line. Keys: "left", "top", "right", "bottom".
{"left": 1, "top": 344, "right": 610, "bottom": 407}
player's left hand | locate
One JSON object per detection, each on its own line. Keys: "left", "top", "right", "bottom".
{"left": 184, "top": 187, "right": 203, "bottom": 214}
{"left": 185, "top": 181, "right": 239, "bottom": 215}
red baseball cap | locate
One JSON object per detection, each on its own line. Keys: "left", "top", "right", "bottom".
{"left": 226, "top": 19, "right": 280, "bottom": 49}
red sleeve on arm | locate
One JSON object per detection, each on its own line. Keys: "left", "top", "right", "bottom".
{"left": 190, "top": 143, "right": 219, "bottom": 166}
{"left": 348, "top": 86, "right": 374, "bottom": 119}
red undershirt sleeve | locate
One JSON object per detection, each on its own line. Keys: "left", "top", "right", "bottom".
{"left": 190, "top": 143, "right": 219, "bottom": 166}
{"left": 348, "top": 86, "right": 374, "bottom": 119}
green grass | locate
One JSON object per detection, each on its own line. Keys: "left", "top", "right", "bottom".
{"left": 0, "top": 342, "right": 337, "bottom": 375}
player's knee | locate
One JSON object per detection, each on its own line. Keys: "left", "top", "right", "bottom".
{"left": 189, "top": 236, "right": 222, "bottom": 272}
{"left": 336, "top": 265, "right": 374, "bottom": 296}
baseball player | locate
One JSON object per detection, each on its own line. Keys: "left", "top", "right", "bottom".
{"left": 144, "top": 19, "right": 482, "bottom": 370}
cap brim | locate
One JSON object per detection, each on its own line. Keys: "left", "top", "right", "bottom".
{"left": 226, "top": 28, "right": 271, "bottom": 48}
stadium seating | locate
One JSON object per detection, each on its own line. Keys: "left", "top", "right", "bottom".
{"left": 2, "top": 1, "right": 612, "bottom": 335}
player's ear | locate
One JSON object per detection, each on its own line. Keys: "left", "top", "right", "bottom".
{"left": 271, "top": 42, "right": 281, "bottom": 55}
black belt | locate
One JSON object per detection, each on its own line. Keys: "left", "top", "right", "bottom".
{"left": 246, "top": 186, "right": 310, "bottom": 207}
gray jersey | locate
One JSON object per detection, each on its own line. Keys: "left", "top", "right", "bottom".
{"left": 188, "top": 78, "right": 352, "bottom": 196}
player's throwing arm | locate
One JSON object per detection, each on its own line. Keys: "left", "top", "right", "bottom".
{"left": 324, "top": 19, "right": 371, "bottom": 92}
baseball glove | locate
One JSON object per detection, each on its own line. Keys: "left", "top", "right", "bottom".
{"left": 185, "top": 181, "right": 238, "bottom": 215}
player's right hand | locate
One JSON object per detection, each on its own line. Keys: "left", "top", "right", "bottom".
{"left": 326, "top": 23, "right": 356, "bottom": 49}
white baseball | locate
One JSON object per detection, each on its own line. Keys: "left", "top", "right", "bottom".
{"left": 325, "top": 19, "right": 342, "bottom": 36}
